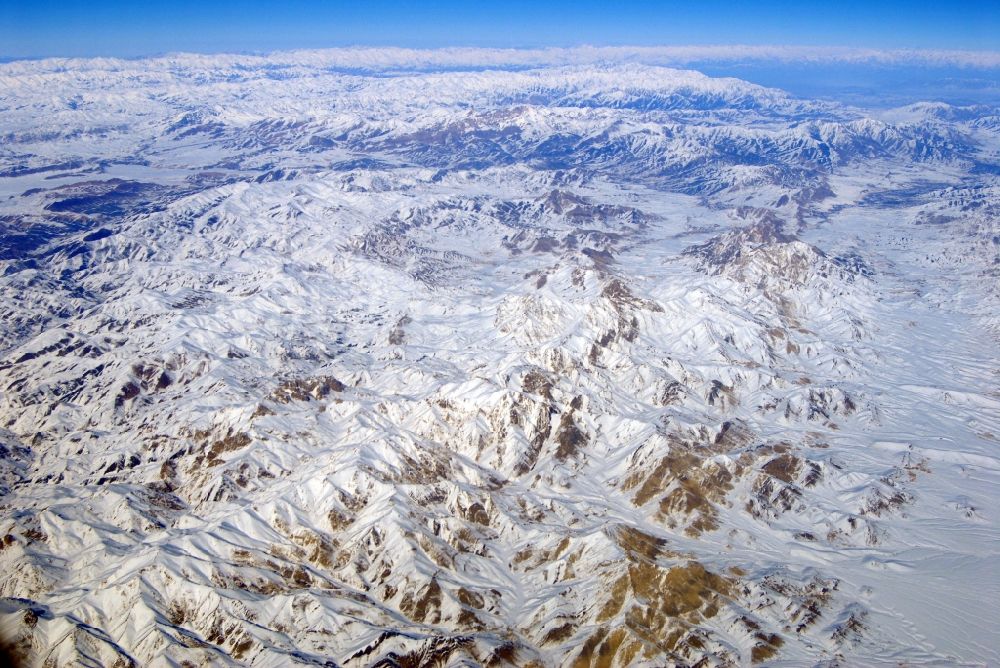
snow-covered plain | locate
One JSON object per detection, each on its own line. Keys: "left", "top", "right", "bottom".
{"left": 0, "top": 50, "right": 998, "bottom": 666}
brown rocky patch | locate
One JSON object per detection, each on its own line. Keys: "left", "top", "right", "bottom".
{"left": 269, "top": 375, "right": 344, "bottom": 403}
{"left": 521, "top": 369, "right": 553, "bottom": 399}
{"left": 399, "top": 577, "right": 443, "bottom": 624}
{"left": 593, "top": 560, "right": 738, "bottom": 664}
{"left": 762, "top": 453, "right": 802, "bottom": 483}
{"left": 554, "top": 412, "right": 588, "bottom": 461}
{"left": 190, "top": 429, "right": 252, "bottom": 469}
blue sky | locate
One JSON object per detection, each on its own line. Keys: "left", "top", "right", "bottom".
{"left": 2, "top": 0, "right": 999, "bottom": 58}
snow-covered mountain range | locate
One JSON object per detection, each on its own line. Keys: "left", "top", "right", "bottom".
{"left": 0, "top": 50, "right": 998, "bottom": 667}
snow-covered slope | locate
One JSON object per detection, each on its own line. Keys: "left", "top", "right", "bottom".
{"left": 0, "top": 51, "right": 998, "bottom": 667}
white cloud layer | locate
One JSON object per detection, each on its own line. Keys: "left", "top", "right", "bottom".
{"left": 3, "top": 45, "right": 1000, "bottom": 74}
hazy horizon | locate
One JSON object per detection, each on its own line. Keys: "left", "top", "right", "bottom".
{"left": 2, "top": 43, "right": 998, "bottom": 107}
